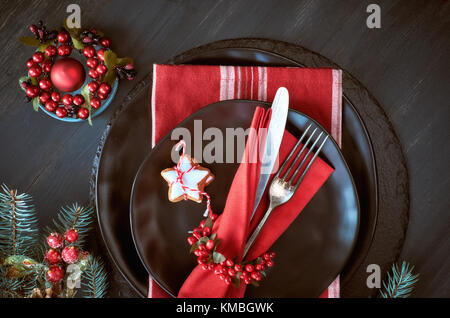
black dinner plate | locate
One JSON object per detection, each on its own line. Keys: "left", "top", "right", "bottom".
{"left": 130, "top": 100, "right": 360, "bottom": 297}
{"left": 95, "top": 46, "right": 377, "bottom": 297}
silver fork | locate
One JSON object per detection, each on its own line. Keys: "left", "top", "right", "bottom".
{"left": 242, "top": 124, "right": 329, "bottom": 258}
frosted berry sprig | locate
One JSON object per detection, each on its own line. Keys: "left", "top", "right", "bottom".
{"left": 44, "top": 228, "right": 88, "bottom": 283}
{"left": 187, "top": 213, "right": 275, "bottom": 288}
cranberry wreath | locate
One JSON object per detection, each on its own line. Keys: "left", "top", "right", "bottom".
{"left": 18, "top": 21, "right": 136, "bottom": 124}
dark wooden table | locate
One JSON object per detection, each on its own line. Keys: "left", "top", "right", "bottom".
{"left": 0, "top": 0, "right": 448, "bottom": 298}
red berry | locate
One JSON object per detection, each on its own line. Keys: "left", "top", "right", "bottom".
{"left": 47, "top": 233, "right": 63, "bottom": 248}
{"left": 198, "top": 250, "right": 209, "bottom": 258}
{"left": 46, "top": 265, "right": 65, "bottom": 283}
{"left": 187, "top": 236, "right": 197, "bottom": 246}
{"left": 96, "top": 48, "right": 106, "bottom": 61}
{"left": 199, "top": 220, "right": 206, "bottom": 228}
{"left": 124, "top": 63, "right": 134, "bottom": 70}
{"left": 266, "top": 260, "right": 274, "bottom": 267}
{"left": 73, "top": 94, "right": 85, "bottom": 106}
{"left": 32, "top": 52, "right": 44, "bottom": 63}
{"left": 210, "top": 213, "right": 218, "bottom": 221}
{"left": 244, "top": 278, "right": 252, "bottom": 285}
{"left": 214, "top": 265, "right": 223, "bottom": 275}
{"left": 88, "top": 81, "right": 99, "bottom": 93}
{"left": 55, "top": 107, "right": 67, "bottom": 118}
{"left": 99, "top": 83, "right": 111, "bottom": 95}
{"left": 234, "top": 264, "right": 243, "bottom": 272}
{"left": 205, "top": 240, "right": 215, "bottom": 251}
{"left": 251, "top": 271, "right": 262, "bottom": 281}
{"left": 57, "top": 31, "right": 70, "bottom": 43}
{"left": 218, "top": 273, "right": 226, "bottom": 281}
{"left": 100, "top": 37, "right": 111, "bottom": 48}
{"left": 88, "top": 69, "right": 98, "bottom": 79}
{"left": 62, "top": 94, "right": 73, "bottom": 106}
{"left": 263, "top": 253, "right": 271, "bottom": 261}
{"left": 57, "top": 44, "right": 72, "bottom": 56}
{"left": 28, "top": 66, "right": 42, "bottom": 78}
{"left": 26, "top": 85, "right": 39, "bottom": 98}
{"left": 244, "top": 264, "right": 254, "bottom": 273}
{"left": 45, "top": 100, "right": 58, "bottom": 112}
{"left": 192, "top": 231, "right": 202, "bottom": 240}
{"left": 97, "top": 92, "right": 107, "bottom": 100}
{"left": 197, "top": 257, "right": 208, "bottom": 265}
{"left": 51, "top": 91, "right": 61, "bottom": 102}
{"left": 64, "top": 228, "right": 79, "bottom": 243}
{"left": 201, "top": 264, "right": 209, "bottom": 271}
{"left": 96, "top": 64, "right": 107, "bottom": 75}
{"left": 61, "top": 246, "right": 79, "bottom": 264}
{"left": 77, "top": 107, "right": 89, "bottom": 120}
{"left": 198, "top": 244, "right": 206, "bottom": 251}
{"left": 39, "top": 78, "right": 52, "bottom": 90}
{"left": 208, "top": 263, "right": 215, "bottom": 270}
{"left": 88, "top": 98, "right": 100, "bottom": 111}
{"left": 26, "top": 58, "right": 36, "bottom": 68}
{"left": 225, "top": 259, "right": 234, "bottom": 267}
{"left": 228, "top": 268, "right": 236, "bottom": 277}
{"left": 269, "top": 252, "right": 276, "bottom": 259}
{"left": 241, "top": 271, "right": 250, "bottom": 280}
{"left": 86, "top": 57, "right": 98, "bottom": 69}
{"left": 202, "top": 227, "right": 211, "bottom": 237}
{"left": 41, "top": 60, "right": 53, "bottom": 73}
{"left": 224, "top": 276, "right": 232, "bottom": 285}
{"left": 29, "top": 24, "right": 38, "bottom": 34}
{"left": 194, "top": 249, "right": 201, "bottom": 257}
{"left": 45, "top": 249, "right": 61, "bottom": 265}
{"left": 255, "top": 263, "right": 265, "bottom": 271}
{"left": 45, "top": 45, "right": 57, "bottom": 57}
{"left": 83, "top": 46, "right": 96, "bottom": 58}
{"left": 39, "top": 91, "right": 51, "bottom": 104}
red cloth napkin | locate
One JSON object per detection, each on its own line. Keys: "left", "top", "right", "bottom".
{"left": 150, "top": 64, "right": 343, "bottom": 298}
{"left": 177, "top": 106, "right": 334, "bottom": 297}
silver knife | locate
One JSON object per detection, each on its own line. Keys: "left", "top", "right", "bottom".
{"left": 250, "top": 87, "right": 289, "bottom": 220}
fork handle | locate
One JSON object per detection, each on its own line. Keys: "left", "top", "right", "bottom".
{"left": 242, "top": 204, "right": 274, "bottom": 259}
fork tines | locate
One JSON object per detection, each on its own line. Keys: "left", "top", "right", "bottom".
{"left": 275, "top": 124, "right": 329, "bottom": 190}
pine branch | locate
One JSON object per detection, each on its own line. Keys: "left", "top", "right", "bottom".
{"left": 380, "top": 261, "right": 420, "bottom": 298}
{"left": 0, "top": 184, "right": 39, "bottom": 258}
{"left": 46, "top": 203, "right": 94, "bottom": 247}
{"left": 82, "top": 255, "right": 108, "bottom": 298}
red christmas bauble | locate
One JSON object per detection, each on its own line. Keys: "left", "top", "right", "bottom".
{"left": 45, "top": 249, "right": 61, "bottom": 265}
{"left": 50, "top": 57, "right": 86, "bottom": 92}
{"left": 64, "top": 228, "right": 79, "bottom": 243}
{"left": 47, "top": 233, "right": 64, "bottom": 249}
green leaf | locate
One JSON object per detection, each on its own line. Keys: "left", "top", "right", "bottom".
{"left": 71, "top": 35, "right": 84, "bottom": 50}
{"left": 30, "top": 77, "right": 38, "bottom": 86}
{"left": 103, "top": 69, "right": 116, "bottom": 86}
{"left": 103, "top": 50, "right": 117, "bottom": 68}
{"left": 116, "top": 57, "right": 133, "bottom": 67}
{"left": 251, "top": 280, "right": 260, "bottom": 287}
{"left": 231, "top": 276, "right": 240, "bottom": 288}
{"left": 212, "top": 251, "right": 226, "bottom": 264}
{"left": 63, "top": 19, "right": 81, "bottom": 37}
{"left": 18, "top": 76, "right": 29, "bottom": 91}
{"left": 210, "top": 233, "right": 217, "bottom": 240}
{"left": 19, "top": 36, "right": 40, "bottom": 47}
{"left": 32, "top": 98, "right": 39, "bottom": 112}
{"left": 189, "top": 241, "right": 200, "bottom": 254}
{"left": 81, "top": 84, "right": 93, "bottom": 125}
{"left": 204, "top": 217, "right": 213, "bottom": 229}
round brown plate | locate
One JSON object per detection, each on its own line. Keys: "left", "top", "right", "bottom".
{"left": 130, "top": 100, "right": 360, "bottom": 297}
{"left": 95, "top": 41, "right": 381, "bottom": 297}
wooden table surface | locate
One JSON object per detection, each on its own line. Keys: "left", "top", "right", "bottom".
{"left": 0, "top": 0, "right": 448, "bottom": 298}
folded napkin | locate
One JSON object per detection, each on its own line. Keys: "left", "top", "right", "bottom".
{"left": 150, "top": 64, "right": 342, "bottom": 298}
{"left": 178, "top": 106, "right": 334, "bottom": 297}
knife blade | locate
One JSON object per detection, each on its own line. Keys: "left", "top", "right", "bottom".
{"left": 250, "top": 87, "right": 289, "bottom": 220}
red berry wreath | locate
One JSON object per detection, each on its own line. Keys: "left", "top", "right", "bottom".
{"left": 18, "top": 20, "right": 136, "bottom": 124}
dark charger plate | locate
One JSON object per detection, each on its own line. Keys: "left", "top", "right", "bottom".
{"left": 130, "top": 100, "right": 360, "bottom": 297}
{"left": 95, "top": 44, "right": 378, "bottom": 297}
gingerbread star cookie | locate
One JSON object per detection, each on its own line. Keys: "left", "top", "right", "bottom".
{"left": 161, "top": 154, "right": 214, "bottom": 203}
